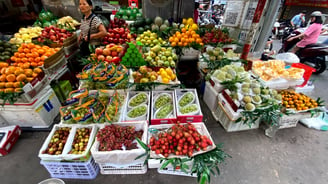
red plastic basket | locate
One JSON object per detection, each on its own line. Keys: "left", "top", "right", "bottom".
{"left": 291, "top": 63, "right": 316, "bottom": 87}
{"left": 0, "top": 126, "right": 21, "bottom": 156}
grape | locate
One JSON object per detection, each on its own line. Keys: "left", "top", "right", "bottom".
{"left": 128, "top": 105, "right": 147, "bottom": 118}
{"left": 180, "top": 104, "right": 198, "bottom": 114}
{"left": 178, "top": 92, "right": 195, "bottom": 107}
{"left": 155, "top": 104, "right": 173, "bottom": 119}
{"left": 155, "top": 94, "right": 172, "bottom": 109}
{"left": 128, "top": 93, "right": 147, "bottom": 107}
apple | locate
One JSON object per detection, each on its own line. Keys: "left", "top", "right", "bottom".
{"left": 98, "top": 55, "right": 105, "bottom": 61}
{"left": 95, "top": 48, "right": 103, "bottom": 55}
{"left": 106, "top": 55, "right": 113, "bottom": 61}
{"left": 103, "top": 48, "right": 111, "bottom": 56}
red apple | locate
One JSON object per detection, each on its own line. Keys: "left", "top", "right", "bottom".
{"left": 111, "top": 51, "right": 118, "bottom": 57}
{"left": 97, "top": 55, "right": 105, "bottom": 61}
{"left": 95, "top": 48, "right": 103, "bottom": 55}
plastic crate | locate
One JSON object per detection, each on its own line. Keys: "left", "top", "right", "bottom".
{"left": 291, "top": 63, "right": 316, "bottom": 87}
{"left": 0, "top": 126, "right": 21, "bottom": 156}
{"left": 40, "top": 157, "right": 99, "bottom": 179}
{"left": 0, "top": 87, "right": 61, "bottom": 128}
{"left": 98, "top": 162, "right": 147, "bottom": 174}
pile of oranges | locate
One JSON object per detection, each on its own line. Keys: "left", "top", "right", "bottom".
{"left": 169, "top": 28, "right": 203, "bottom": 47}
{"left": 280, "top": 90, "right": 319, "bottom": 111}
{"left": 10, "top": 43, "right": 60, "bottom": 67}
{"left": 0, "top": 64, "right": 43, "bottom": 93}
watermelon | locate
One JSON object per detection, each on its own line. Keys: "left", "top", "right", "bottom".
{"left": 145, "top": 18, "right": 153, "bottom": 25}
{"left": 137, "top": 27, "right": 144, "bottom": 34}
{"left": 122, "top": 15, "right": 129, "bottom": 20}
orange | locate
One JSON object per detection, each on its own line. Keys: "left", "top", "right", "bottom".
{"left": 21, "top": 58, "right": 28, "bottom": 63}
{"left": 18, "top": 53, "right": 25, "bottom": 58}
{"left": 26, "top": 77, "right": 34, "bottom": 82}
{"left": 16, "top": 74, "right": 26, "bottom": 82}
{"left": 14, "top": 52, "right": 20, "bottom": 57}
{"left": 38, "top": 62, "right": 44, "bottom": 66}
{"left": 32, "top": 72, "right": 38, "bottom": 78}
{"left": 196, "top": 38, "right": 202, "bottom": 43}
{"left": 178, "top": 42, "right": 183, "bottom": 47}
{"left": 171, "top": 42, "right": 176, "bottom": 47}
{"left": 4, "top": 88, "right": 14, "bottom": 93}
{"left": 14, "top": 68, "right": 24, "bottom": 76}
{"left": 183, "top": 42, "right": 188, "bottom": 47}
{"left": 5, "top": 82, "right": 14, "bottom": 88}
{"left": 6, "top": 74, "right": 16, "bottom": 82}
{"left": 33, "top": 68, "right": 42, "bottom": 74}
{"left": 42, "top": 46, "right": 50, "bottom": 49}
{"left": 32, "top": 52, "right": 39, "bottom": 58}
{"left": 17, "top": 47, "right": 24, "bottom": 53}
{"left": 31, "top": 62, "right": 38, "bottom": 67}
{"left": 13, "top": 81, "right": 24, "bottom": 88}
{"left": 23, "top": 48, "right": 30, "bottom": 53}
{"left": 14, "top": 88, "right": 23, "bottom": 93}
{"left": 189, "top": 38, "right": 195, "bottom": 43}
{"left": 0, "top": 62, "right": 8, "bottom": 68}
{"left": 0, "top": 68, "right": 6, "bottom": 75}
{"left": 34, "top": 57, "right": 41, "bottom": 63}
{"left": 37, "top": 49, "right": 45, "bottom": 55}
{"left": 10, "top": 56, "right": 17, "bottom": 62}
{"left": 28, "top": 58, "right": 34, "bottom": 62}
{"left": 181, "top": 28, "right": 186, "bottom": 33}
{"left": 169, "top": 37, "right": 174, "bottom": 42}
{"left": 5, "top": 67, "right": 15, "bottom": 75}
{"left": 26, "top": 53, "right": 32, "bottom": 58}
{"left": 27, "top": 43, "right": 35, "bottom": 49}
{"left": 173, "top": 38, "right": 179, "bottom": 43}
{"left": 16, "top": 58, "right": 22, "bottom": 63}
{"left": 35, "top": 45, "right": 41, "bottom": 49}
{"left": 40, "top": 56, "right": 48, "bottom": 61}
{"left": 54, "top": 48, "right": 60, "bottom": 51}
{"left": 24, "top": 69, "right": 33, "bottom": 77}
{"left": 0, "top": 82, "right": 5, "bottom": 88}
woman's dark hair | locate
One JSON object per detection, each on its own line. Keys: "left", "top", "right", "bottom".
{"left": 86, "top": 0, "right": 93, "bottom": 6}
{"left": 312, "top": 16, "right": 323, "bottom": 24}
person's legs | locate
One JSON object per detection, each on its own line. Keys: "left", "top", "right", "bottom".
{"left": 291, "top": 46, "right": 301, "bottom": 53}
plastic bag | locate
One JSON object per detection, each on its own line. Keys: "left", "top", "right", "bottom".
{"left": 300, "top": 112, "right": 328, "bottom": 131}
{"left": 275, "top": 53, "right": 300, "bottom": 64}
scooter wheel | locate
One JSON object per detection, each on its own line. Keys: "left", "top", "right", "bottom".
{"left": 313, "top": 61, "right": 326, "bottom": 74}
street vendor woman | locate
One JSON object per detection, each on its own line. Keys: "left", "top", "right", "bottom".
{"left": 78, "top": 0, "right": 107, "bottom": 56}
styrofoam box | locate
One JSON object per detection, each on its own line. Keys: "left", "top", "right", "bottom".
{"left": 203, "top": 82, "right": 219, "bottom": 111}
{"left": 91, "top": 121, "right": 148, "bottom": 167}
{"left": 148, "top": 123, "right": 216, "bottom": 159}
{"left": 122, "top": 91, "right": 151, "bottom": 122}
{"left": 151, "top": 90, "right": 177, "bottom": 125}
{"left": 278, "top": 112, "right": 319, "bottom": 129}
{"left": 215, "top": 94, "right": 259, "bottom": 132}
{"left": 0, "top": 87, "right": 61, "bottom": 128}
{"left": 157, "top": 160, "right": 197, "bottom": 177}
{"left": 258, "top": 76, "right": 304, "bottom": 90}
{"left": 175, "top": 89, "right": 203, "bottom": 123}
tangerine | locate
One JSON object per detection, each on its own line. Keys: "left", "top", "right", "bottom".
{"left": 6, "top": 74, "right": 16, "bottom": 82}
{"left": 5, "top": 82, "right": 14, "bottom": 88}
{"left": 14, "top": 68, "right": 25, "bottom": 76}
{"left": 16, "top": 74, "right": 27, "bottom": 82}
{"left": 13, "top": 81, "right": 24, "bottom": 88}
{"left": 0, "top": 82, "right": 5, "bottom": 88}
{"left": 14, "top": 88, "right": 23, "bottom": 93}
{"left": 4, "top": 88, "right": 14, "bottom": 93}
{"left": 33, "top": 68, "right": 42, "bottom": 74}
{"left": 24, "top": 69, "right": 33, "bottom": 77}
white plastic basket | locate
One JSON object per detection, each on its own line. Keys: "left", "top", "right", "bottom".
{"left": 91, "top": 121, "right": 148, "bottom": 167}
{"left": 98, "top": 162, "right": 147, "bottom": 175}
{"left": 40, "top": 157, "right": 99, "bottom": 179}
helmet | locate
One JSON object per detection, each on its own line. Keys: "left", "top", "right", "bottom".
{"left": 311, "top": 11, "right": 322, "bottom": 17}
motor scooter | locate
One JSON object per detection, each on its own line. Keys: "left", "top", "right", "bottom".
{"left": 279, "top": 30, "right": 328, "bottom": 74}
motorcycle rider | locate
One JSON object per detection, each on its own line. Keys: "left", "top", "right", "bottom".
{"left": 290, "top": 10, "right": 307, "bottom": 29}
{"left": 288, "top": 11, "right": 323, "bottom": 53}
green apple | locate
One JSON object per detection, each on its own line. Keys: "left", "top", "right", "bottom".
{"left": 164, "top": 61, "right": 170, "bottom": 67}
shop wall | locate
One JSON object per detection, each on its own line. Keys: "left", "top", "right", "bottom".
{"left": 281, "top": 5, "right": 328, "bottom": 24}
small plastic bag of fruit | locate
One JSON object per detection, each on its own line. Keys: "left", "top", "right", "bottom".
{"left": 106, "top": 74, "right": 129, "bottom": 89}
{"left": 38, "top": 124, "right": 74, "bottom": 161}
{"left": 71, "top": 106, "right": 94, "bottom": 124}
{"left": 60, "top": 98, "right": 80, "bottom": 124}
{"left": 76, "top": 64, "right": 94, "bottom": 80}
{"left": 64, "top": 124, "right": 98, "bottom": 161}
{"left": 105, "top": 92, "right": 126, "bottom": 123}
{"left": 69, "top": 88, "right": 88, "bottom": 99}
{"left": 90, "top": 121, "right": 148, "bottom": 166}
{"left": 79, "top": 91, "right": 99, "bottom": 106}
{"left": 148, "top": 122, "right": 216, "bottom": 159}
{"left": 92, "top": 101, "right": 106, "bottom": 123}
